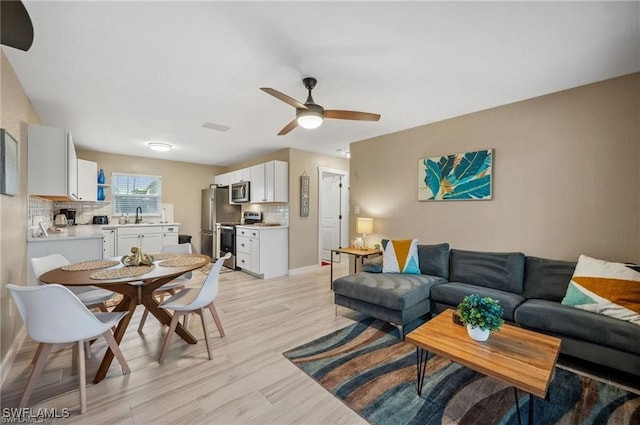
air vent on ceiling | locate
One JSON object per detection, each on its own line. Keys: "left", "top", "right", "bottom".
{"left": 202, "top": 122, "right": 230, "bottom": 132}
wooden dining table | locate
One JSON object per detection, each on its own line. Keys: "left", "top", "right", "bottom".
{"left": 39, "top": 253, "right": 211, "bottom": 383}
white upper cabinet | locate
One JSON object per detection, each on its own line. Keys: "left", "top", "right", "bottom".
{"left": 77, "top": 159, "right": 97, "bottom": 202}
{"left": 214, "top": 172, "right": 231, "bottom": 187}
{"left": 28, "top": 123, "right": 79, "bottom": 200}
{"left": 250, "top": 160, "right": 288, "bottom": 203}
{"left": 231, "top": 168, "right": 250, "bottom": 184}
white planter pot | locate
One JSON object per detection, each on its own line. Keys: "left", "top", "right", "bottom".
{"left": 466, "top": 324, "right": 490, "bottom": 341}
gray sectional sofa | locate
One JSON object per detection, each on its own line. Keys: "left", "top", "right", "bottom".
{"left": 332, "top": 245, "right": 640, "bottom": 376}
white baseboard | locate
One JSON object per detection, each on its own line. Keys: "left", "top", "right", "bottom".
{"left": 1, "top": 325, "right": 27, "bottom": 386}
{"left": 288, "top": 264, "right": 322, "bottom": 275}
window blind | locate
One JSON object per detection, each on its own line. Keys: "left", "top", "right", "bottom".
{"left": 111, "top": 173, "right": 162, "bottom": 216}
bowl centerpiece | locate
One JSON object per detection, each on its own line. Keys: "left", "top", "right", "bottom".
{"left": 456, "top": 294, "right": 504, "bottom": 341}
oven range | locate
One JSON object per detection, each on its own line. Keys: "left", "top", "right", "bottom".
{"left": 216, "top": 211, "right": 263, "bottom": 270}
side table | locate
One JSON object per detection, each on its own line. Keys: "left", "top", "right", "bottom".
{"left": 330, "top": 247, "right": 381, "bottom": 287}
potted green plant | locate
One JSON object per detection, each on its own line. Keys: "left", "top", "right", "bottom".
{"left": 456, "top": 294, "right": 504, "bottom": 341}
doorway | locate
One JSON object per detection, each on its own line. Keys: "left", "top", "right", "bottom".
{"left": 318, "top": 167, "right": 349, "bottom": 264}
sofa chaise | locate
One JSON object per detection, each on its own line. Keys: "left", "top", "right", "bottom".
{"left": 332, "top": 245, "right": 640, "bottom": 376}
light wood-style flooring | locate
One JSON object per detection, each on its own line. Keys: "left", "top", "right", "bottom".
{"left": 1, "top": 262, "right": 369, "bottom": 424}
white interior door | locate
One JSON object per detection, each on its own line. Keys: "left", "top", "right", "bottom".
{"left": 318, "top": 167, "right": 350, "bottom": 265}
{"left": 320, "top": 174, "right": 342, "bottom": 262}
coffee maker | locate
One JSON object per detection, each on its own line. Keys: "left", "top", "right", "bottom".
{"left": 60, "top": 208, "right": 77, "bottom": 225}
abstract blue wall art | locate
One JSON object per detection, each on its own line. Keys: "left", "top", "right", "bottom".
{"left": 418, "top": 149, "right": 493, "bottom": 201}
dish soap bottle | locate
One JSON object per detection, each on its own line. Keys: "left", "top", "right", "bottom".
{"left": 119, "top": 214, "right": 126, "bottom": 225}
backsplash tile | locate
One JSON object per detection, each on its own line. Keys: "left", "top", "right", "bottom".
{"left": 242, "top": 203, "right": 289, "bottom": 225}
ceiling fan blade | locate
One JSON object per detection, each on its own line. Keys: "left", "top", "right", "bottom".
{"left": 261, "top": 88, "right": 308, "bottom": 110}
{"left": 277, "top": 119, "right": 298, "bottom": 136}
{"left": 0, "top": 0, "right": 34, "bottom": 51}
{"left": 325, "top": 110, "right": 381, "bottom": 121}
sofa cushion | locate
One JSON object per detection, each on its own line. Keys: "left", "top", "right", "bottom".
{"left": 449, "top": 249, "right": 525, "bottom": 294}
{"left": 382, "top": 239, "right": 420, "bottom": 274}
{"left": 361, "top": 256, "right": 383, "bottom": 273}
{"left": 418, "top": 243, "right": 450, "bottom": 278}
{"left": 332, "top": 272, "right": 447, "bottom": 311}
{"left": 523, "top": 256, "right": 576, "bottom": 301}
{"left": 515, "top": 299, "right": 640, "bottom": 356}
{"left": 561, "top": 255, "right": 640, "bottom": 325}
{"left": 430, "top": 282, "right": 525, "bottom": 321}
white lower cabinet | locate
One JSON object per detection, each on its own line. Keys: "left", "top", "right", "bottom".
{"left": 116, "top": 226, "right": 164, "bottom": 256}
{"left": 236, "top": 226, "right": 288, "bottom": 278}
{"left": 102, "top": 227, "right": 116, "bottom": 258}
{"left": 162, "top": 225, "right": 179, "bottom": 246}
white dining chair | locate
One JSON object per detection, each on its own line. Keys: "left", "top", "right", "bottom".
{"left": 158, "top": 253, "right": 230, "bottom": 363}
{"left": 31, "top": 254, "right": 115, "bottom": 312}
{"left": 7, "top": 284, "right": 131, "bottom": 414}
{"left": 137, "top": 243, "right": 193, "bottom": 331}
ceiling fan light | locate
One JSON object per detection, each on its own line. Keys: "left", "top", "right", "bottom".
{"left": 147, "top": 142, "right": 173, "bottom": 152}
{"left": 297, "top": 111, "right": 323, "bottom": 129}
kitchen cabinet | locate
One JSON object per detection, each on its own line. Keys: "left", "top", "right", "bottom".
{"left": 236, "top": 226, "right": 288, "bottom": 278}
{"left": 77, "top": 159, "right": 98, "bottom": 201}
{"left": 116, "top": 226, "right": 164, "bottom": 256}
{"left": 102, "top": 227, "right": 116, "bottom": 258}
{"left": 214, "top": 172, "right": 232, "bottom": 187}
{"left": 28, "top": 123, "right": 79, "bottom": 200}
{"left": 162, "top": 225, "right": 179, "bottom": 246}
{"left": 231, "top": 168, "right": 250, "bottom": 184}
{"left": 249, "top": 160, "right": 288, "bottom": 203}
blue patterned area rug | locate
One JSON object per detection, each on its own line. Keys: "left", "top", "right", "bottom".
{"left": 283, "top": 318, "right": 640, "bottom": 425}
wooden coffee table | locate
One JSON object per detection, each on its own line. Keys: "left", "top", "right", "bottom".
{"left": 405, "top": 309, "right": 561, "bottom": 425}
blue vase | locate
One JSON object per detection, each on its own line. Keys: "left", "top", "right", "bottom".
{"left": 97, "top": 168, "right": 105, "bottom": 184}
{"left": 97, "top": 186, "right": 105, "bottom": 201}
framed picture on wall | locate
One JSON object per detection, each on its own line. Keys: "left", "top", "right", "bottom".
{"left": 418, "top": 149, "right": 493, "bottom": 201}
{"left": 1, "top": 129, "right": 19, "bottom": 196}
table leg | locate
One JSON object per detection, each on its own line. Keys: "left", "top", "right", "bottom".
{"left": 93, "top": 292, "right": 136, "bottom": 384}
{"left": 513, "top": 388, "right": 523, "bottom": 425}
{"left": 528, "top": 393, "right": 533, "bottom": 425}
{"left": 512, "top": 388, "right": 535, "bottom": 425}
{"left": 416, "top": 347, "right": 428, "bottom": 396}
{"left": 330, "top": 250, "right": 335, "bottom": 289}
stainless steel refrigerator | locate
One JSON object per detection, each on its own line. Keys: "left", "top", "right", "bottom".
{"left": 200, "top": 187, "right": 241, "bottom": 258}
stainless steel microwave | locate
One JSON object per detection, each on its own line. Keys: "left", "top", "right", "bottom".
{"left": 231, "top": 181, "right": 250, "bottom": 203}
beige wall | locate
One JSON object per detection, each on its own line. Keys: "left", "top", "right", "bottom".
{"left": 77, "top": 150, "right": 222, "bottom": 253}
{"left": 0, "top": 50, "right": 41, "bottom": 365}
{"left": 350, "top": 73, "right": 640, "bottom": 263}
{"left": 288, "top": 148, "right": 349, "bottom": 269}
{"left": 222, "top": 148, "right": 349, "bottom": 269}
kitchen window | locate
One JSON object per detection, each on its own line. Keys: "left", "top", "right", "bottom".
{"left": 111, "top": 173, "right": 162, "bottom": 217}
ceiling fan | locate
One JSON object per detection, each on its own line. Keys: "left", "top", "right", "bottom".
{"left": 261, "top": 77, "right": 381, "bottom": 136}
{"left": 0, "top": 0, "right": 34, "bottom": 51}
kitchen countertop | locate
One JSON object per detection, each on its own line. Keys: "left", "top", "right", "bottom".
{"left": 28, "top": 222, "right": 181, "bottom": 241}
{"left": 236, "top": 224, "right": 288, "bottom": 229}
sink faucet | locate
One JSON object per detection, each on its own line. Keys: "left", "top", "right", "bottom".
{"left": 135, "top": 206, "right": 143, "bottom": 224}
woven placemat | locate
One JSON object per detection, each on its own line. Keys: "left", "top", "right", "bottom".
{"left": 159, "top": 257, "right": 208, "bottom": 267}
{"left": 90, "top": 265, "right": 155, "bottom": 280}
{"left": 62, "top": 260, "right": 120, "bottom": 271}
{"left": 150, "top": 253, "right": 177, "bottom": 260}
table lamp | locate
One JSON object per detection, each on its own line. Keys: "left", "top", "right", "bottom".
{"left": 356, "top": 217, "right": 374, "bottom": 249}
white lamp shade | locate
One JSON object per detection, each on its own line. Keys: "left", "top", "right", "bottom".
{"left": 356, "top": 217, "right": 373, "bottom": 234}
{"left": 297, "top": 111, "right": 323, "bottom": 129}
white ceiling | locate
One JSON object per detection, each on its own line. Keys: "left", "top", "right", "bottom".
{"left": 5, "top": 1, "right": 639, "bottom": 166}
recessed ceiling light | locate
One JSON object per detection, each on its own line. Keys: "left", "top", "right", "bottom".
{"left": 148, "top": 142, "right": 173, "bottom": 152}
{"left": 344, "top": 151, "right": 351, "bottom": 158}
